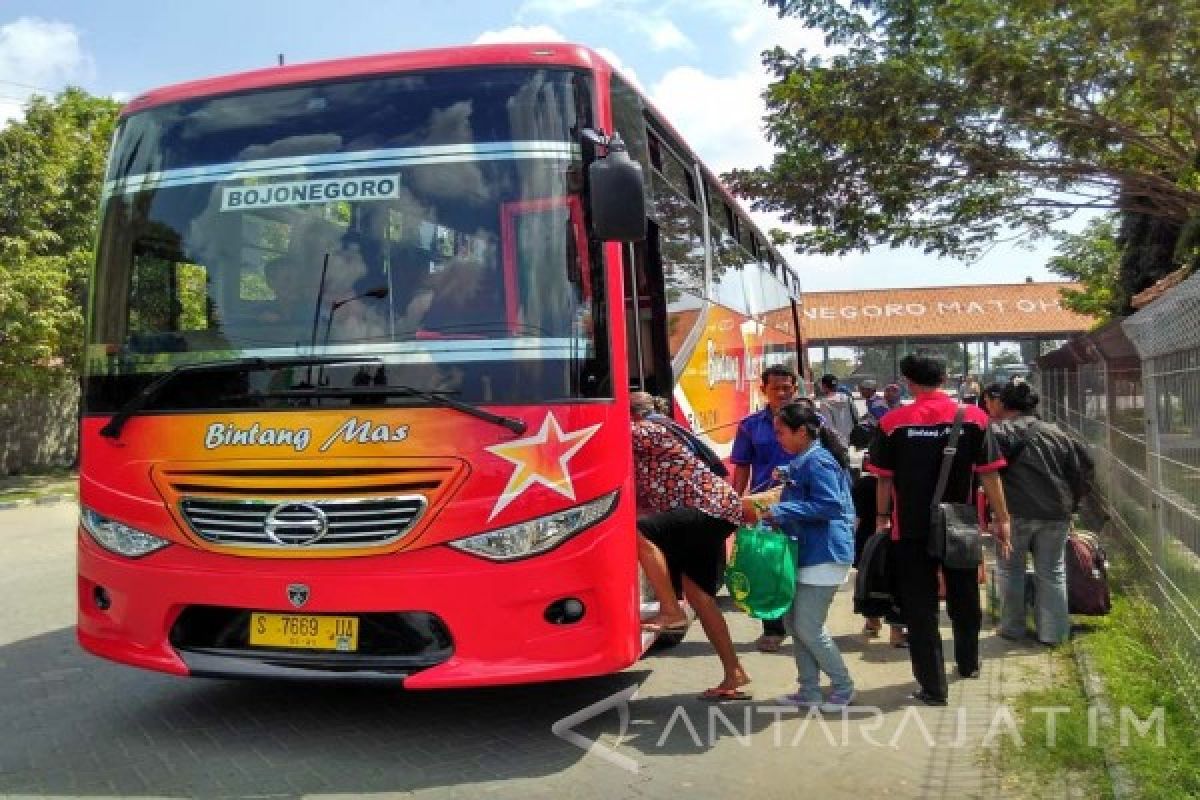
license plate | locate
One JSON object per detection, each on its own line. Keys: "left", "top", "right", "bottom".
{"left": 248, "top": 613, "right": 358, "bottom": 651}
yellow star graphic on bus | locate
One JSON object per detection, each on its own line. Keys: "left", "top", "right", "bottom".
{"left": 485, "top": 414, "right": 602, "bottom": 520}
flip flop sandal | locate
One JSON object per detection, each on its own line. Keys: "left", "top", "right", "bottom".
{"left": 641, "top": 620, "right": 689, "bottom": 633}
{"left": 755, "top": 635, "right": 784, "bottom": 653}
{"left": 700, "top": 687, "right": 752, "bottom": 702}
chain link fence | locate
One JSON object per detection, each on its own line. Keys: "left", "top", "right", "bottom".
{"left": 1036, "top": 272, "right": 1200, "bottom": 719}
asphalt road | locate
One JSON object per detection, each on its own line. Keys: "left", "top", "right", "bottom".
{"left": 0, "top": 502, "right": 1066, "bottom": 800}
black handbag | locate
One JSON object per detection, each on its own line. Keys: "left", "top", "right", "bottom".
{"left": 927, "top": 406, "right": 984, "bottom": 569}
{"left": 848, "top": 421, "right": 874, "bottom": 449}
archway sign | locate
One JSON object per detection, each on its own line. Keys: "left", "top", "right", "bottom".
{"left": 801, "top": 281, "right": 1097, "bottom": 387}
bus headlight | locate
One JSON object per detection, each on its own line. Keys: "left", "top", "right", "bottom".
{"left": 80, "top": 506, "right": 171, "bottom": 557}
{"left": 448, "top": 492, "right": 618, "bottom": 562}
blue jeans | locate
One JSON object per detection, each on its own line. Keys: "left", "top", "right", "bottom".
{"left": 783, "top": 582, "right": 853, "bottom": 695}
{"left": 996, "top": 517, "right": 1071, "bottom": 644}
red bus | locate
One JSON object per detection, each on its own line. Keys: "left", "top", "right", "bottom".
{"left": 78, "top": 43, "right": 805, "bottom": 686}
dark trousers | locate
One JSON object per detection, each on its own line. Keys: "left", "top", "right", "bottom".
{"left": 892, "top": 538, "right": 981, "bottom": 699}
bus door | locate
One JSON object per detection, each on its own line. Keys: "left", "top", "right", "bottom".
{"left": 623, "top": 223, "right": 672, "bottom": 403}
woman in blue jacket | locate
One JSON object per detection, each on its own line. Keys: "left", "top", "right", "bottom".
{"left": 758, "top": 403, "right": 857, "bottom": 713}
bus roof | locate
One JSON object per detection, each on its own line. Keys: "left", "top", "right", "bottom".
{"left": 122, "top": 42, "right": 611, "bottom": 116}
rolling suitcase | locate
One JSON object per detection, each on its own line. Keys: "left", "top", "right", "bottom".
{"left": 1066, "top": 531, "right": 1111, "bottom": 615}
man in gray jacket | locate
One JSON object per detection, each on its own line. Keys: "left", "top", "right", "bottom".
{"left": 816, "top": 374, "right": 856, "bottom": 447}
{"left": 990, "top": 381, "right": 1095, "bottom": 645}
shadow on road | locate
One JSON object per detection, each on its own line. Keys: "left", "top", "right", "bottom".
{"left": 0, "top": 627, "right": 649, "bottom": 797}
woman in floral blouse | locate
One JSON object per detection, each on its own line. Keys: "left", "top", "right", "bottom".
{"left": 631, "top": 392, "right": 749, "bottom": 701}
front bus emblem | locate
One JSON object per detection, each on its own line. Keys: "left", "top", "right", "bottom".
{"left": 263, "top": 502, "right": 329, "bottom": 546}
{"left": 287, "top": 584, "right": 310, "bottom": 608}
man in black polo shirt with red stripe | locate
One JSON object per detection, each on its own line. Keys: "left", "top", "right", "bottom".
{"left": 867, "top": 353, "right": 1012, "bottom": 705}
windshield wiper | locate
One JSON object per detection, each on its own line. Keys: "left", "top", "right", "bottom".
{"left": 253, "top": 385, "right": 528, "bottom": 435}
{"left": 98, "top": 356, "right": 380, "bottom": 439}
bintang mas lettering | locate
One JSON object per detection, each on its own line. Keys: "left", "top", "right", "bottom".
{"left": 707, "top": 339, "right": 743, "bottom": 390}
{"left": 204, "top": 418, "right": 410, "bottom": 453}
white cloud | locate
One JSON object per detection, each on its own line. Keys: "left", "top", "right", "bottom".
{"left": 627, "top": 16, "right": 690, "bottom": 52}
{"left": 595, "top": 47, "right": 645, "bottom": 94}
{"left": 473, "top": 24, "right": 569, "bottom": 45}
{"left": 519, "top": 0, "right": 607, "bottom": 15}
{"left": 517, "top": 0, "right": 693, "bottom": 52}
{"left": 731, "top": 18, "right": 760, "bottom": 45}
{"left": 650, "top": 65, "right": 772, "bottom": 174}
{"left": 0, "top": 17, "right": 94, "bottom": 124}
{"left": 720, "top": 2, "right": 829, "bottom": 54}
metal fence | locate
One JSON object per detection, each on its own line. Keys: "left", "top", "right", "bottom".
{"left": 1036, "top": 272, "right": 1200, "bottom": 717}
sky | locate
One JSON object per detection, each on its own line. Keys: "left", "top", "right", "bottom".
{"left": 0, "top": 0, "right": 1091, "bottom": 292}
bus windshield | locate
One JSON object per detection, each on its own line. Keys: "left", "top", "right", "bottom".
{"left": 85, "top": 66, "right": 610, "bottom": 414}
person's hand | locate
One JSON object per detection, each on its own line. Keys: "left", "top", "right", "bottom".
{"left": 874, "top": 513, "right": 891, "bottom": 534}
{"left": 991, "top": 516, "right": 1012, "bottom": 559}
{"left": 741, "top": 497, "right": 774, "bottom": 523}
{"left": 741, "top": 496, "right": 760, "bottom": 522}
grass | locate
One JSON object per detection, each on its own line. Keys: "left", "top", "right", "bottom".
{"left": 0, "top": 489, "right": 41, "bottom": 502}
{"left": 0, "top": 467, "right": 77, "bottom": 501}
{"left": 996, "top": 588, "right": 1200, "bottom": 800}
{"left": 1083, "top": 593, "right": 1200, "bottom": 799}
{"left": 995, "top": 648, "right": 1111, "bottom": 799}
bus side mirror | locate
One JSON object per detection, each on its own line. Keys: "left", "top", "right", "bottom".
{"left": 588, "top": 133, "right": 646, "bottom": 242}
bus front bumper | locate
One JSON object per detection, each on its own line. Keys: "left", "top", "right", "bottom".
{"left": 76, "top": 525, "right": 640, "bottom": 688}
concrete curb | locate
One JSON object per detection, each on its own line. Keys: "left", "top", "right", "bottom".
{"left": 1072, "top": 638, "right": 1137, "bottom": 800}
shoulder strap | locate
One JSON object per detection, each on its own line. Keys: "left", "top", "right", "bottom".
{"left": 931, "top": 405, "right": 967, "bottom": 512}
{"left": 661, "top": 417, "right": 724, "bottom": 465}
{"left": 1003, "top": 418, "right": 1040, "bottom": 467}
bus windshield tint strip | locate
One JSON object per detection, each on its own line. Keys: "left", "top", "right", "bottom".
{"left": 103, "top": 141, "right": 580, "bottom": 198}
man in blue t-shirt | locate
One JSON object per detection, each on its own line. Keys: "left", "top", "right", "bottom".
{"left": 731, "top": 364, "right": 800, "bottom": 652}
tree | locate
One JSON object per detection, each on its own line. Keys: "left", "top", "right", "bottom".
{"left": 1046, "top": 215, "right": 1122, "bottom": 320}
{"left": 990, "top": 349, "right": 1022, "bottom": 368}
{"left": 728, "top": 0, "right": 1200, "bottom": 260}
{"left": 853, "top": 344, "right": 896, "bottom": 380}
{"left": 0, "top": 89, "right": 120, "bottom": 392}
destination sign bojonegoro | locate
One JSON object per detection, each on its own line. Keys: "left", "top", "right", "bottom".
{"left": 220, "top": 175, "right": 401, "bottom": 211}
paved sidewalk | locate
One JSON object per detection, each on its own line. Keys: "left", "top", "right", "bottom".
{"left": 556, "top": 577, "right": 1078, "bottom": 800}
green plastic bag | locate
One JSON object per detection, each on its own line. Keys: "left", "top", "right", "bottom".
{"left": 724, "top": 523, "right": 798, "bottom": 620}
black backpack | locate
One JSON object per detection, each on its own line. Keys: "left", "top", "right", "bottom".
{"left": 656, "top": 417, "right": 730, "bottom": 478}
{"left": 854, "top": 530, "right": 896, "bottom": 618}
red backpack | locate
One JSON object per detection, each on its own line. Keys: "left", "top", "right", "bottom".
{"left": 1066, "top": 531, "right": 1111, "bottom": 615}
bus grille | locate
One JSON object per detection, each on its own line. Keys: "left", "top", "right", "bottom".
{"left": 149, "top": 458, "right": 469, "bottom": 554}
{"left": 179, "top": 496, "right": 428, "bottom": 548}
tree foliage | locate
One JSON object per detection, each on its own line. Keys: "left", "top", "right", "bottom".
{"left": 0, "top": 89, "right": 120, "bottom": 391}
{"left": 1046, "top": 215, "right": 1122, "bottom": 320}
{"left": 728, "top": 0, "right": 1200, "bottom": 260}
